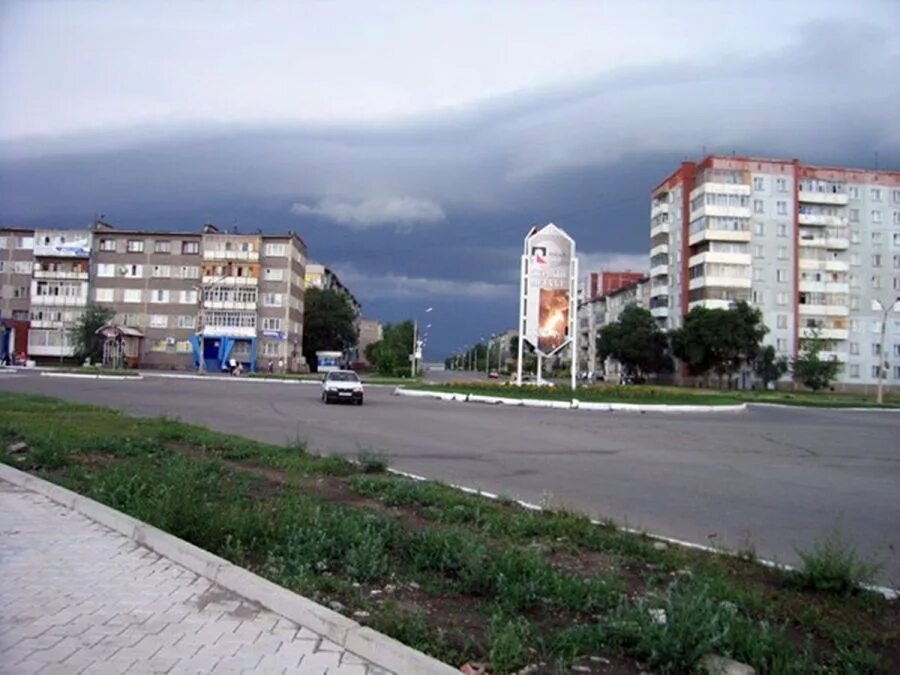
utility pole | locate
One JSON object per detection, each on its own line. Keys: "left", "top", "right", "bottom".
{"left": 875, "top": 296, "right": 900, "bottom": 405}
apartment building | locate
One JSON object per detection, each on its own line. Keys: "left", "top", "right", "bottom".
{"left": 0, "top": 228, "right": 35, "bottom": 323}
{"left": 28, "top": 229, "right": 93, "bottom": 359}
{"left": 91, "top": 221, "right": 203, "bottom": 369}
{"left": 576, "top": 277, "right": 650, "bottom": 377}
{"left": 356, "top": 317, "right": 383, "bottom": 366}
{"left": 304, "top": 262, "right": 361, "bottom": 316}
{"left": 650, "top": 154, "right": 900, "bottom": 388}
{"left": 582, "top": 271, "right": 645, "bottom": 301}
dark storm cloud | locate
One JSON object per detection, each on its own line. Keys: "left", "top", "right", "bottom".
{"left": 1, "top": 18, "right": 898, "bottom": 355}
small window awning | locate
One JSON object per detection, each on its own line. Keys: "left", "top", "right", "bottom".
{"left": 96, "top": 324, "right": 145, "bottom": 339}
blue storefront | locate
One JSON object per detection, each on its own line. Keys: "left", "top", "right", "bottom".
{"left": 189, "top": 334, "right": 257, "bottom": 373}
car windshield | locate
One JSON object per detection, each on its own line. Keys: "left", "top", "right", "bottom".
{"left": 328, "top": 372, "right": 359, "bottom": 382}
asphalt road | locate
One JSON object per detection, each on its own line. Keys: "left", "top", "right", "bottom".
{"left": 2, "top": 370, "right": 898, "bottom": 587}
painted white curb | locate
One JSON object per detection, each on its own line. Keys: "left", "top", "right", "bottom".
{"left": 394, "top": 387, "right": 748, "bottom": 414}
{"left": 0, "top": 463, "right": 457, "bottom": 674}
{"left": 40, "top": 372, "right": 143, "bottom": 381}
{"left": 138, "top": 373, "right": 399, "bottom": 389}
{"left": 748, "top": 402, "right": 900, "bottom": 413}
{"left": 384, "top": 467, "right": 898, "bottom": 600}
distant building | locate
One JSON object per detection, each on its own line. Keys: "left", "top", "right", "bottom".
{"left": 304, "top": 262, "right": 361, "bottom": 316}
{"left": 356, "top": 317, "right": 383, "bottom": 366}
{"left": 583, "top": 271, "right": 645, "bottom": 301}
{"left": 577, "top": 276, "right": 650, "bottom": 378}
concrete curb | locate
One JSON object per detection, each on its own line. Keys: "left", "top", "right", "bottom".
{"left": 139, "top": 373, "right": 398, "bottom": 389}
{"left": 394, "top": 387, "right": 748, "bottom": 414}
{"left": 748, "top": 402, "right": 900, "bottom": 413}
{"left": 0, "top": 463, "right": 457, "bottom": 674}
{"left": 40, "top": 372, "right": 143, "bottom": 381}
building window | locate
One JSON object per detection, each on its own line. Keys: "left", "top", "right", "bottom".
{"left": 848, "top": 186, "right": 860, "bottom": 199}
{"left": 95, "top": 288, "right": 114, "bottom": 302}
{"left": 126, "top": 240, "right": 144, "bottom": 253}
{"left": 265, "top": 243, "right": 287, "bottom": 257}
{"left": 850, "top": 342, "right": 859, "bottom": 355}
{"left": 871, "top": 188, "right": 882, "bottom": 202}
{"left": 263, "top": 293, "right": 283, "bottom": 307}
{"left": 152, "top": 265, "right": 171, "bottom": 278}
{"left": 777, "top": 223, "right": 787, "bottom": 237}
{"left": 752, "top": 268, "right": 763, "bottom": 281}
{"left": 754, "top": 222, "right": 765, "bottom": 235}
{"left": 17, "top": 236, "right": 34, "bottom": 249}
{"left": 176, "top": 340, "right": 192, "bottom": 353}
{"left": 849, "top": 208, "right": 859, "bottom": 223}
{"left": 849, "top": 364, "right": 860, "bottom": 378}
{"left": 263, "top": 342, "right": 284, "bottom": 357}
{"left": 776, "top": 201, "right": 787, "bottom": 215}
{"left": 99, "top": 239, "right": 116, "bottom": 252}
{"left": 149, "top": 315, "right": 168, "bottom": 328}
{"left": 873, "top": 232, "right": 883, "bottom": 244}
{"left": 777, "top": 338, "right": 788, "bottom": 351}
{"left": 850, "top": 296, "right": 860, "bottom": 309}
{"left": 96, "top": 263, "right": 115, "bottom": 277}
{"left": 776, "top": 269, "right": 787, "bottom": 283}
{"left": 181, "top": 241, "right": 200, "bottom": 255}
{"left": 177, "top": 315, "right": 196, "bottom": 329}
{"left": 14, "top": 261, "right": 34, "bottom": 274}
{"left": 262, "top": 317, "right": 282, "bottom": 331}
{"left": 872, "top": 343, "right": 882, "bottom": 357}
{"left": 872, "top": 365, "right": 881, "bottom": 378}
{"left": 263, "top": 268, "right": 284, "bottom": 281}
{"left": 753, "top": 177, "right": 765, "bottom": 191}
{"left": 179, "top": 290, "right": 198, "bottom": 304}
{"left": 893, "top": 211, "right": 900, "bottom": 225}
{"left": 753, "top": 199, "right": 764, "bottom": 214}
{"left": 777, "top": 292, "right": 788, "bottom": 306}
{"left": 872, "top": 210, "right": 882, "bottom": 224}
{"left": 150, "top": 340, "right": 168, "bottom": 352}
{"left": 850, "top": 253, "right": 860, "bottom": 266}
{"left": 777, "top": 315, "right": 787, "bottom": 329}
{"left": 13, "top": 286, "right": 28, "bottom": 298}
{"left": 777, "top": 246, "right": 787, "bottom": 260}
{"left": 179, "top": 265, "right": 200, "bottom": 279}
{"left": 873, "top": 254, "right": 882, "bottom": 267}
{"left": 151, "top": 289, "right": 170, "bottom": 303}
{"left": 154, "top": 240, "right": 171, "bottom": 254}
{"left": 753, "top": 245, "right": 764, "bottom": 258}
{"left": 776, "top": 177, "right": 787, "bottom": 192}
{"left": 872, "top": 276, "right": 882, "bottom": 290}
{"left": 123, "top": 289, "right": 142, "bottom": 303}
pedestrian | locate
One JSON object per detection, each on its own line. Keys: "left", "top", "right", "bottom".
{"left": 267, "top": 360, "right": 274, "bottom": 373}
{"left": 278, "top": 359, "right": 284, "bottom": 373}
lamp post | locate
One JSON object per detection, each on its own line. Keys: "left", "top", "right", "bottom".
{"left": 874, "top": 296, "right": 900, "bottom": 405}
{"left": 411, "top": 307, "right": 433, "bottom": 378}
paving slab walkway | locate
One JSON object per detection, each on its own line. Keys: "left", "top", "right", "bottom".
{"left": 0, "top": 479, "right": 392, "bottom": 675}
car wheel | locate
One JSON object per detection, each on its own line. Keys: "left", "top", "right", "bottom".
{"left": 357, "top": 396, "right": 364, "bottom": 406}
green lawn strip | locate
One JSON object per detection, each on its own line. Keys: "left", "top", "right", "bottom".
{"left": 0, "top": 391, "right": 895, "bottom": 673}
{"left": 39, "top": 366, "right": 142, "bottom": 377}
{"left": 409, "top": 383, "right": 900, "bottom": 409}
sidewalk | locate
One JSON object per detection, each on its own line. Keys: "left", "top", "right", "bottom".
{"left": 0, "top": 479, "right": 392, "bottom": 675}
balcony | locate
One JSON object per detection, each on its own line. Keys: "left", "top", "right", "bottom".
{"left": 202, "top": 250, "right": 260, "bottom": 262}
{"left": 799, "top": 191, "right": 849, "bottom": 206}
{"left": 798, "top": 304, "right": 850, "bottom": 317}
{"left": 798, "top": 213, "right": 846, "bottom": 227}
{"left": 800, "top": 327, "right": 849, "bottom": 341}
{"left": 689, "top": 182, "right": 751, "bottom": 200}
{"left": 33, "top": 270, "right": 89, "bottom": 280}
{"left": 798, "top": 258, "right": 849, "bottom": 273}
{"left": 650, "top": 306, "right": 669, "bottom": 318}
{"left": 650, "top": 222, "right": 670, "bottom": 238}
{"left": 650, "top": 243, "right": 669, "bottom": 258}
{"left": 688, "top": 251, "right": 752, "bottom": 267}
{"left": 798, "top": 281, "right": 849, "bottom": 294}
{"left": 650, "top": 201, "right": 670, "bottom": 219}
{"left": 651, "top": 284, "right": 669, "bottom": 297}
{"left": 690, "top": 205, "right": 752, "bottom": 221}
{"left": 688, "top": 276, "right": 752, "bottom": 291}
{"left": 650, "top": 264, "right": 669, "bottom": 278}
{"left": 688, "top": 229, "right": 752, "bottom": 246}
{"left": 31, "top": 295, "right": 87, "bottom": 307}
{"left": 688, "top": 299, "right": 732, "bottom": 311}
{"left": 203, "top": 301, "right": 257, "bottom": 312}
{"left": 202, "top": 275, "right": 258, "bottom": 286}
{"left": 799, "top": 237, "right": 849, "bottom": 250}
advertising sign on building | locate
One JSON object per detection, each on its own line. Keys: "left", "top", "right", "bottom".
{"left": 521, "top": 223, "right": 577, "bottom": 355}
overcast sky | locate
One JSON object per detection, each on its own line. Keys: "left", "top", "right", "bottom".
{"left": 2, "top": 1, "right": 899, "bottom": 357}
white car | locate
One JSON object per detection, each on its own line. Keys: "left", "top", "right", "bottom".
{"left": 321, "top": 370, "right": 364, "bottom": 405}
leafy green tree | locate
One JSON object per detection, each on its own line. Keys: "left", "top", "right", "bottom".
{"left": 754, "top": 345, "right": 790, "bottom": 388}
{"left": 596, "top": 305, "right": 672, "bottom": 380}
{"left": 302, "top": 288, "right": 358, "bottom": 371}
{"left": 671, "top": 301, "right": 767, "bottom": 386}
{"left": 793, "top": 329, "right": 841, "bottom": 391}
{"left": 70, "top": 303, "right": 115, "bottom": 364}
{"left": 367, "top": 321, "right": 414, "bottom": 376}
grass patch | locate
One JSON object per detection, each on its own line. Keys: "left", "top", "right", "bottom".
{"left": 794, "top": 527, "right": 883, "bottom": 595}
{"left": 409, "top": 382, "right": 900, "bottom": 409}
{"left": 1, "top": 391, "right": 896, "bottom": 673}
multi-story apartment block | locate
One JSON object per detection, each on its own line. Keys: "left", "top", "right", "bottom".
{"left": 650, "top": 155, "right": 900, "bottom": 388}
{"left": 91, "top": 221, "right": 203, "bottom": 369}
{"left": 29, "top": 229, "right": 92, "bottom": 358}
{"left": 0, "top": 228, "right": 35, "bottom": 323}
{"left": 355, "top": 317, "right": 383, "bottom": 366}
{"left": 583, "top": 271, "right": 645, "bottom": 301}
{"left": 0, "top": 221, "right": 309, "bottom": 371}
{"left": 304, "top": 262, "right": 361, "bottom": 316}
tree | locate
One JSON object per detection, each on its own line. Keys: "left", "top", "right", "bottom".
{"left": 366, "top": 321, "right": 414, "bottom": 376}
{"left": 596, "top": 305, "right": 672, "bottom": 380}
{"left": 671, "top": 302, "right": 767, "bottom": 387}
{"left": 754, "top": 345, "right": 790, "bottom": 388}
{"left": 70, "top": 303, "right": 115, "bottom": 364}
{"left": 793, "top": 329, "right": 841, "bottom": 391}
{"left": 302, "top": 288, "right": 358, "bottom": 371}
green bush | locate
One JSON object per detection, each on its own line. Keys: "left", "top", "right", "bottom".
{"left": 488, "top": 613, "right": 532, "bottom": 674}
{"left": 795, "top": 527, "right": 881, "bottom": 595}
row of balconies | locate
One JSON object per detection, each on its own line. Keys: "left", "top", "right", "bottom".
{"left": 30, "top": 295, "right": 87, "bottom": 307}
{"left": 798, "top": 191, "right": 849, "bottom": 206}
{"left": 33, "top": 270, "right": 89, "bottom": 280}
{"left": 202, "top": 250, "right": 259, "bottom": 262}
{"left": 202, "top": 275, "right": 258, "bottom": 286}
{"left": 798, "top": 213, "right": 847, "bottom": 227}
{"left": 798, "top": 258, "right": 850, "bottom": 272}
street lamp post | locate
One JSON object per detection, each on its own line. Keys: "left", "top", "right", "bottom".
{"left": 874, "top": 296, "right": 900, "bottom": 405}
{"left": 411, "top": 307, "right": 433, "bottom": 378}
